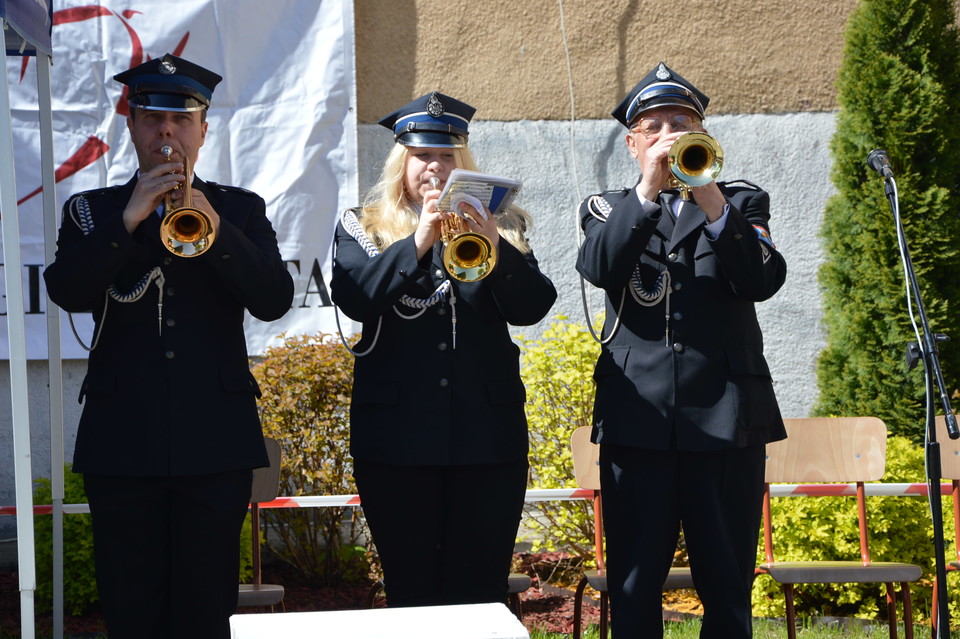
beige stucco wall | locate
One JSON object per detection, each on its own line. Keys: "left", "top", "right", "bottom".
{"left": 356, "top": 0, "right": 862, "bottom": 122}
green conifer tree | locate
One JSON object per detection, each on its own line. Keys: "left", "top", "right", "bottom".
{"left": 816, "top": 0, "right": 960, "bottom": 441}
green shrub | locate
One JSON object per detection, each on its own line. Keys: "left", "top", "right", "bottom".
{"left": 518, "top": 317, "right": 600, "bottom": 561}
{"left": 33, "top": 467, "right": 97, "bottom": 615}
{"left": 33, "top": 466, "right": 253, "bottom": 615}
{"left": 251, "top": 332, "right": 371, "bottom": 585}
{"left": 752, "top": 436, "right": 935, "bottom": 621}
{"left": 815, "top": 0, "right": 960, "bottom": 441}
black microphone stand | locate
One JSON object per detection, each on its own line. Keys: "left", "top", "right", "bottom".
{"left": 872, "top": 161, "right": 958, "bottom": 637}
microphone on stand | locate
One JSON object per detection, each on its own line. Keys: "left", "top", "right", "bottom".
{"left": 866, "top": 149, "right": 895, "bottom": 179}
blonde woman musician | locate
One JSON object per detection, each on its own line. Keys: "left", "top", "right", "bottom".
{"left": 332, "top": 91, "right": 556, "bottom": 607}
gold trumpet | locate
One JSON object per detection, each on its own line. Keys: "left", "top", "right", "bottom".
{"left": 666, "top": 131, "right": 724, "bottom": 201}
{"left": 159, "top": 145, "right": 215, "bottom": 257}
{"left": 430, "top": 177, "right": 497, "bottom": 282}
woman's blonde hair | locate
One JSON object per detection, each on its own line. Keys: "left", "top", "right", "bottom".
{"left": 358, "top": 143, "right": 533, "bottom": 253}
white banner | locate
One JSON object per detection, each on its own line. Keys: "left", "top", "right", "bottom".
{"left": 4, "top": 0, "right": 356, "bottom": 359}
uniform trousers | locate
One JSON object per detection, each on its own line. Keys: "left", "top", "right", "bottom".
{"left": 354, "top": 458, "right": 528, "bottom": 608}
{"left": 83, "top": 470, "right": 252, "bottom": 639}
{"left": 599, "top": 443, "right": 766, "bottom": 639}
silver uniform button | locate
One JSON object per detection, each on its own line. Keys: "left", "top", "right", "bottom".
{"left": 438, "top": 342, "right": 448, "bottom": 351}
{"left": 439, "top": 378, "right": 449, "bottom": 387}
{"left": 672, "top": 343, "right": 684, "bottom": 353}
{"left": 165, "top": 350, "right": 175, "bottom": 359}
{"left": 667, "top": 253, "right": 678, "bottom": 262}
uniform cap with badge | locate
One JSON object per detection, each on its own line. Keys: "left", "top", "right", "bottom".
{"left": 612, "top": 62, "right": 709, "bottom": 128}
{"left": 379, "top": 91, "right": 477, "bottom": 148}
{"left": 114, "top": 53, "right": 222, "bottom": 113}
{"left": 614, "top": 63, "right": 722, "bottom": 199}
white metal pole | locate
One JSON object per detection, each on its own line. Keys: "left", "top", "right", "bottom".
{"left": 0, "top": 38, "right": 37, "bottom": 639}
{"left": 37, "top": 52, "right": 64, "bottom": 639}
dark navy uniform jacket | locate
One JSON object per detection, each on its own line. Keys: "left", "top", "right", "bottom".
{"left": 576, "top": 182, "right": 787, "bottom": 451}
{"left": 44, "top": 175, "right": 294, "bottom": 476}
{"left": 332, "top": 217, "right": 557, "bottom": 466}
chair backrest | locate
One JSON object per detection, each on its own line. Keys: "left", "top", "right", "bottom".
{"left": 765, "top": 417, "right": 887, "bottom": 483}
{"left": 934, "top": 415, "right": 960, "bottom": 565}
{"left": 570, "top": 426, "right": 604, "bottom": 571}
{"left": 936, "top": 416, "right": 960, "bottom": 480}
{"left": 762, "top": 416, "right": 887, "bottom": 566}
{"left": 251, "top": 437, "right": 282, "bottom": 504}
{"left": 571, "top": 426, "right": 600, "bottom": 490}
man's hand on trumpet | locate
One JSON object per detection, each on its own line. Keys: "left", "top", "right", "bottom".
{"left": 123, "top": 162, "right": 185, "bottom": 234}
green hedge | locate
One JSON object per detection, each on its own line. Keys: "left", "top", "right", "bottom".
{"left": 251, "top": 332, "right": 371, "bottom": 586}
{"left": 518, "top": 317, "right": 599, "bottom": 561}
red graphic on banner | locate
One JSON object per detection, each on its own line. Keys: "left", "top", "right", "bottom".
{"left": 16, "top": 137, "right": 110, "bottom": 205}
{"left": 15, "top": 5, "right": 191, "bottom": 206}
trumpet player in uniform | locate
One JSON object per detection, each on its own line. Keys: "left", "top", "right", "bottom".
{"left": 43, "top": 54, "right": 293, "bottom": 639}
{"left": 331, "top": 92, "right": 556, "bottom": 607}
{"left": 576, "top": 63, "right": 787, "bottom": 638}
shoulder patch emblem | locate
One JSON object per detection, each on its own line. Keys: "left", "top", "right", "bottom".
{"left": 753, "top": 224, "right": 776, "bottom": 249}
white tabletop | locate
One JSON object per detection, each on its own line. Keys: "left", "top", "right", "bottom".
{"left": 230, "top": 602, "right": 530, "bottom": 639}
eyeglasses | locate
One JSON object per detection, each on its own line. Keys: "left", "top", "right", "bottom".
{"left": 632, "top": 113, "right": 701, "bottom": 138}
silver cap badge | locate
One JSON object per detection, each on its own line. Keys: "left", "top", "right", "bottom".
{"left": 427, "top": 92, "right": 444, "bottom": 118}
{"left": 159, "top": 58, "right": 177, "bottom": 76}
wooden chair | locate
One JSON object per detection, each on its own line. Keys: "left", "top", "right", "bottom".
{"left": 756, "top": 417, "right": 921, "bottom": 639}
{"left": 237, "top": 437, "right": 285, "bottom": 611}
{"left": 932, "top": 415, "right": 959, "bottom": 633}
{"left": 569, "top": 426, "right": 695, "bottom": 639}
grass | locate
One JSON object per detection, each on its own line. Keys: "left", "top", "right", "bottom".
{"left": 528, "top": 617, "right": 951, "bottom": 638}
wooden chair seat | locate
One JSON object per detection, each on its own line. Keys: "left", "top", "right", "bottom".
{"left": 758, "top": 560, "right": 921, "bottom": 584}
{"left": 507, "top": 572, "right": 532, "bottom": 593}
{"left": 663, "top": 566, "right": 694, "bottom": 589}
{"left": 578, "top": 566, "right": 692, "bottom": 596}
{"left": 238, "top": 583, "right": 286, "bottom": 608}
{"left": 581, "top": 568, "right": 606, "bottom": 593}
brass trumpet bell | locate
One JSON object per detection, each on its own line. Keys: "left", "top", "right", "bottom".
{"left": 159, "top": 146, "right": 215, "bottom": 257}
{"left": 441, "top": 220, "right": 497, "bottom": 282}
{"left": 667, "top": 131, "right": 724, "bottom": 200}
{"left": 428, "top": 177, "right": 497, "bottom": 282}
{"left": 160, "top": 206, "right": 215, "bottom": 257}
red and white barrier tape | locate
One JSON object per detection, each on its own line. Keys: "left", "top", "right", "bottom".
{"left": 0, "top": 483, "right": 950, "bottom": 516}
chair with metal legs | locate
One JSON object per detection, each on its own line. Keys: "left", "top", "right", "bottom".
{"left": 569, "top": 427, "right": 695, "bottom": 639}
{"left": 756, "top": 417, "right": 921, "bottom": 639}
{"left": 237, "top": 437, "right": 285, "bottom": 611}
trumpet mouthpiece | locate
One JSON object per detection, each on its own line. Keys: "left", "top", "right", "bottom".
{"left": 429, "top": 177, "right": 440, "bottom": 189}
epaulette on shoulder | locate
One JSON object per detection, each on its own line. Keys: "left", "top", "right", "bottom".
{"left": 205, "top": 181, "right": 257, "bottom": 197}
{"left": 585, "top": 188, "right": 630, "bottom": 219}
{"left": 717, "top": 179, "right": 761, "bottom": 191}
{"left": 72, "top": 185, "right": 123, "bottom": 201}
